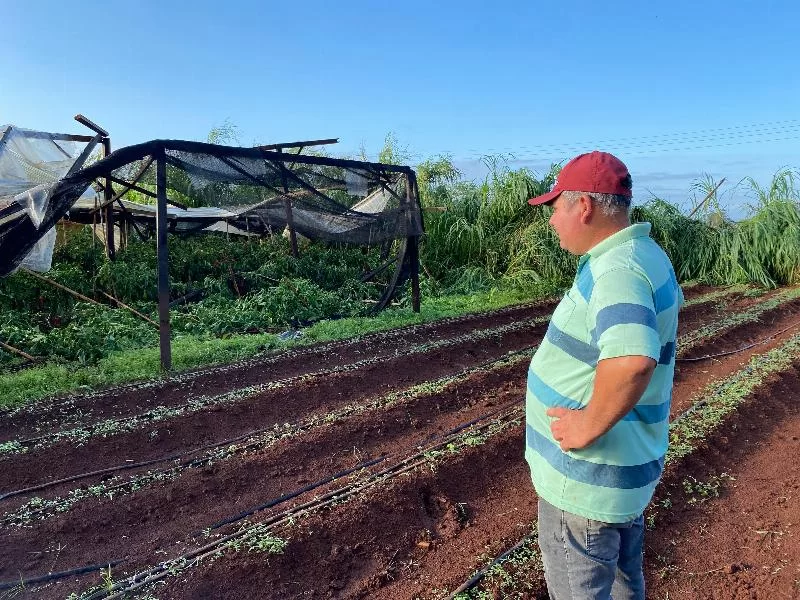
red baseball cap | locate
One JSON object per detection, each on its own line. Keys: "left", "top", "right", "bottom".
{"left": 528, "top": 151, "right": 632, "bottom": 206}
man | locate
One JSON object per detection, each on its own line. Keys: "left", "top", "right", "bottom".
{"left": 525, "top": 151, "right": 682, "bottom": 599}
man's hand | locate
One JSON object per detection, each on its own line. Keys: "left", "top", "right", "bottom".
{"left": 546, "top": 355, "right": 657, "bottom": 453}
{"left": 546, "top": 406, "right": 593, "bottom": 451}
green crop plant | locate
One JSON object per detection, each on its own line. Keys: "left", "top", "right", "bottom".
{"left": 668, "top": 330, "right": 800, "bottom": 462}
{"left": 681, "top": 473, "right": 735, "bottom": 504}
{"left": 678, "top": 286, "right": 800, "bottom": 354}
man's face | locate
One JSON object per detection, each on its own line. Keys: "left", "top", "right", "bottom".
{"left": 547, "top": 193, "right": 585, "bottom": 255}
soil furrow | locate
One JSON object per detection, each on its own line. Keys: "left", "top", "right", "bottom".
{"left": 645, "top": 366, "right": 800, "bottom": 600}
{"left": 671, "top": 295, "right": 800, "bottom": 418}
{"left": 0, "top": 361, "right": 529, "bottom": 586}
{"left": 5, "top": 286, "right": 799, "bottom": 599}
{"left": 0, "top": 300, "right": 558, "bottom": 441}
{"left": 0, "top": 319, "right": 549, "bottom": 491}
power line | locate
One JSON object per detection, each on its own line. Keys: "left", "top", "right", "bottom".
{"left": 497, "top": 134, "right": 800, "bottom": 162}
{"left": 396, "top": 119, "right": 799, "bottom": 163}
{"left": 461, "top": 118, "right": 800, "bottom": 156}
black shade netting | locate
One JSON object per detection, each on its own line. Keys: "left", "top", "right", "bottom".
{"left": 0, "top": 139, "right": 424, "bottom": 276}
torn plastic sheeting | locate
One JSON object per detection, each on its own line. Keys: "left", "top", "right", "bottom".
{"left": 277, "top": 330, "right": 303, "bottom": 341}
{"left": 19, "top": 224, "right": 56, "bottom": 272}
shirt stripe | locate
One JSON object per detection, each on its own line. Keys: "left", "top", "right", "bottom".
{"left": 576, "top": 264, "right": 594, "bottom": 302}
{"left": 592, "top": 302, "right": 657, "bottom": 343}
{"left": 653, "top": 279, "right": 678, "bottom": 313}
{"left": 545, "top": 324, "right": 600, "bottom": 366}
{"left": 658, "top": 342, "right": 675, "bottom": 365}
{"left": 527, "top": 425, "right": 665, "bottom": 489}
{"left": 621, "top": 399, "right": 670, "bottom": 423}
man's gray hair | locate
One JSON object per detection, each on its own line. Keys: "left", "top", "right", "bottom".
{"left": 560, "top": 190, "right": 631, "bottom": 217}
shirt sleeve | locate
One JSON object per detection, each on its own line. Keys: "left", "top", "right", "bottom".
{"left": 588, "top": 269, "right": 661, "bottom": 362}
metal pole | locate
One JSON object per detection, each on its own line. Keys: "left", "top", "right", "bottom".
{"left": 277, "top": 149, "right": 300, "bottom": 257}
{"left": 406, "top": 173, "right": 421, "bottom": 313}
{"left": 156, "top": 151, "right": 172, "bottom": 371}
{"left": 102, "top": 137, "right": 115, "bottom": 259}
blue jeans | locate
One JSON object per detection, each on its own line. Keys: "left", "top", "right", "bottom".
{"left": 537, "top": 498, "right": 645, "bottom": 600}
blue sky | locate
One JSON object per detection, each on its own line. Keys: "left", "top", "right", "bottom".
{"left": 2, "top": 0, "right": 798, "bottom": 216}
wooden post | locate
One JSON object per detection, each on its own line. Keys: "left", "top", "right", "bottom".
{"left": 277, "top": 149, "right": 299, "bottom": 257}
{"left": 102, "top": 137, "right": 115, "bottom": 259}
{"left": 406, "top": 173, "right": 421, "bottom": 313}
{"left": 156, "top": 151, "right": 172, "bottom": 371}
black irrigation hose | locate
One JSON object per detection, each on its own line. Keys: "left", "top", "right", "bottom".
{"left": 443, "top": 314, "right": 800, "bottom": 597}
{"left": 676, "top": 317, "right": 800, "bottom": 363}
{"left": 200, "top": 455, "right": 387, "bottom": 534}
{"left": 0, "top": 298, "right": 551, "bottom": 420}
{"left": 5, "top": 345, "right": 537, "bottom": 592}
{"left": 0, "top": 559, "right": 124, "bottom": 591}
{"left": 0, "top": 415, "right": 309, "bottom": 502}
{"left": 5, "top": 313, "right": 545, "bottom": 451}
{"left": 445, "top": 534, "right": 534, "bottom": 598}
{"left": 0, "top": 345, "right": 537, "bottom": 505}
{"left": 83, "top": 406, "right": 525, "bottom": 600}
{"left": 200, "top": 396, "right": 526, "bottom": 535}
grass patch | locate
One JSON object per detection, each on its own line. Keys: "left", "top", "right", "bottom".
{"left": 0, "top": 285, "right": 557, "bottom": 410}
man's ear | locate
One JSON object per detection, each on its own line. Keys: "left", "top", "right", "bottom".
{"left": 579, "top": 194, "right": 593, "bottom": 224}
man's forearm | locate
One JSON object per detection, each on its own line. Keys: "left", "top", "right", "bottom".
{"left": 582, "top": 355, "right": 656, "bottom": 446}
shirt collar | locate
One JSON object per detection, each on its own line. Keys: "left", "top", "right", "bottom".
{"left": 579, "top": 222, "right": 652, "bottom": 265}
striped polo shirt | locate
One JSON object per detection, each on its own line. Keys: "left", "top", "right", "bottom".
{"left": 525, "top": 222, "right": 683, "bottom": 523}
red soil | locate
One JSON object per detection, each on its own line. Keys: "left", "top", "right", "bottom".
{"left": 2, "top": 288, "right": 799, "bottom": 599}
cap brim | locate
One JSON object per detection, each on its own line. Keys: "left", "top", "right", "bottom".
{"left": 527, "top": 189, "right": 561, "bottom": 206}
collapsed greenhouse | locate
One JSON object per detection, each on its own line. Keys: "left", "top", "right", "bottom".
{"left": 0, "top": 121, "right": 424, "bottom": 369}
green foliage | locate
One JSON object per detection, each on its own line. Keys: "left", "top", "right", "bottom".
{"left": 0, "top": 144, "right": 798, "bottom": 405}
{"left": 681, "top": 473, "right": 735, "bottom": 504}
{"left": 419, "top": 156, "right": 564, "bottom": 291}
{"left": 636, "top": 167, "right": 800, "bottom": 287}
{"left": 0, "top": 286, "right": 542, "bottom": 408}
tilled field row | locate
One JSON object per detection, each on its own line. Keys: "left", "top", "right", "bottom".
{"left": 0, "top": 300, "right": 563, "bottom": 440}
{"left": 0, "top": 283, "right": 756, "bottom": 443}
{"left": 0, "top": 313, "right": 555, "bottom": 494}
{"left": 6, "top": 286, "right": 799, "bottom": 598}
{"left": 153, "top": 316, "right": 800, "bottom": 600}
{"left": 0, "top": 284, "right": 774, "bottom": 510}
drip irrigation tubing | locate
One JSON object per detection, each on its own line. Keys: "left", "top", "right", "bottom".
{"left": 676, "top": 317, "right": 800, "bottom": 363}
{"left": 445, "top": 534, "right": 535, "bottom": 598}
{"left": 0, "top": 559, "right": 124, "bottom": 591}
{"left": 3, "top": 312, "right": 549, "bottom": 451}
{"left": 0, "top": 346, "right": 537, "bottom": 506}
{"left": 80, "top": 406, "right": 525, "bottom": 600}
{"left": 198, "top": 397, "right": 525, "bottom": 536}
{"left": 20, "top": 306, "right": 792, "bottom": 595}
{"left": 0, "top": 298, "right": 554, "bottom": 418}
